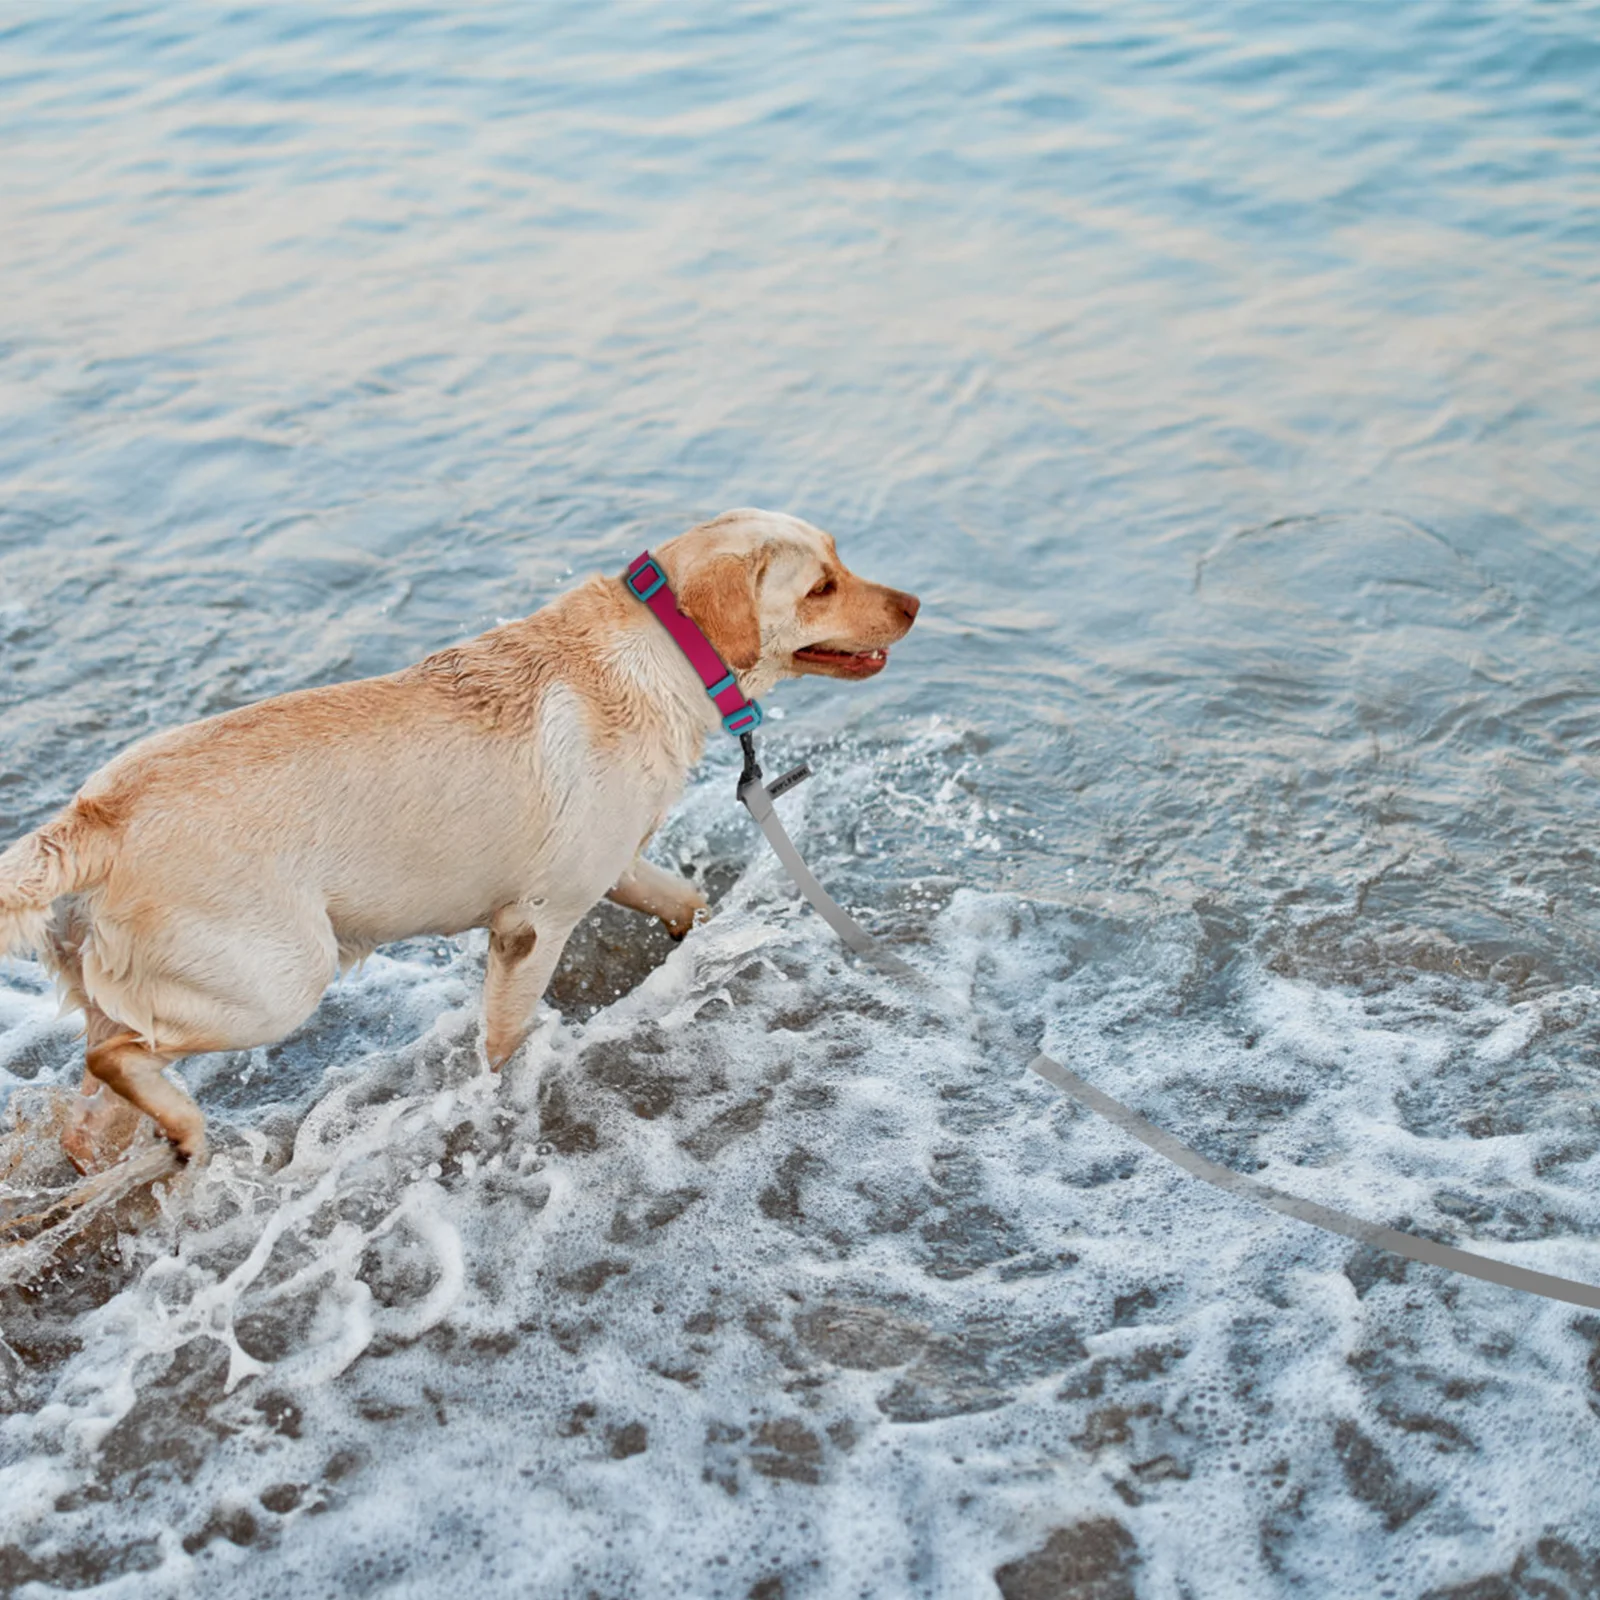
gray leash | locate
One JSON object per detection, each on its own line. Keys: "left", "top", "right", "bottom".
{"left": 735, "top": 741, "right": 1600, "bottom": 1313}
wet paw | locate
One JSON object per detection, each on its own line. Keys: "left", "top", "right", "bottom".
{"left": 665, "top": 901, "right": 711, "bottom": 941}
{"left": 173, "top": 1131, "right": 209, "bottom": 1166}
{"left": 483, "top": 1028, "right": 527, "bottom": 1071}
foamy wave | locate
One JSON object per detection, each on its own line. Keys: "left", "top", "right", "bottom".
{"left": 3, "top": 736, "right": 1599, "bottom": 1595}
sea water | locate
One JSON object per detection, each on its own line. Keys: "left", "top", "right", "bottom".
{"left": 3, "top": 3, "right": 1600, "bottom": 1595}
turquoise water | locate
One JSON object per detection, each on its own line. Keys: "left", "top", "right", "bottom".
{"left": 3, "top": 4, "right": 1600, "bottom": 1596}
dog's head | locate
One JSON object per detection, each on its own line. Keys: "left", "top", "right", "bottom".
{"left": 656, "top": 509, "right": 919, "bottom": 696}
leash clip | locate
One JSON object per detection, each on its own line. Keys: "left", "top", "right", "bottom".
{"left": 736, "top": 732, "right": 812, "bottom": 804}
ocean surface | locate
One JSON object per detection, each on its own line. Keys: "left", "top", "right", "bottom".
{"left": 3, "top": 3, "right": 1600, "bottom": 1595}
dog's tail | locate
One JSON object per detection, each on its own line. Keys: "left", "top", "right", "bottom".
{"left": 0, "top": 799, "right": 121, "bottom": 960}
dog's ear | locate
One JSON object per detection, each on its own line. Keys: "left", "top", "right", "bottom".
{"left": 678, "top": 552, "right": 761, "bottom": 671}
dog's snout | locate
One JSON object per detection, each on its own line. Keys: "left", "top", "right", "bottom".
{"left": 890, "top": 589, "right": 920, "bottom": 627}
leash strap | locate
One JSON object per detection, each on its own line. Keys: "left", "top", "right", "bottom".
{"left": 736, "top": 750, "right": 1600, "bottom": 1312}
{"left": 626, "top": 552, "right": 762, "bottom": 737}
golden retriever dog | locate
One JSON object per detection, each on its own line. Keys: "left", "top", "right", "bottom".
{"left": 0, "top": 509, "right": 918, "bottom": 1171}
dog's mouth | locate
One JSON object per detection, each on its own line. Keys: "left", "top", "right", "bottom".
{"left": 791, "top": 644, "right": 890, "bottom": 680}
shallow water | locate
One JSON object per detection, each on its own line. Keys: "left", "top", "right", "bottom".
{"left": 3, "top": 2, "right": 1600, "bottom": 1595}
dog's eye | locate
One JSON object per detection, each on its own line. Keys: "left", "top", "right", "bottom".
{"left": 809, "top": 577, "right": 835, "bottom": 598}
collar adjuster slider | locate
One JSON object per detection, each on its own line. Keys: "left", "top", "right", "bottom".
{"left": 626, "top": 558, "right": 668, "bottom": 602}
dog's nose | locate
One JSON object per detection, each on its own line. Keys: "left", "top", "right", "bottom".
{"left": 891, "top": 589, "right": 920, "bottom": 626}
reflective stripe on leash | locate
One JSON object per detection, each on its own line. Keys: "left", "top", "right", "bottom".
{"left": 735, "top": 750, "right": 1600, "bottom": 1314}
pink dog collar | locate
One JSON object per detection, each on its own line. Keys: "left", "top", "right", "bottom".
{"left": 625, "top": 551, "right": 763, "bottom": 737}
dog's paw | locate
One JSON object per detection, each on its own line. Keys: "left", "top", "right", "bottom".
{"left": 665, "top": 898, "right": 711, "bottom": 942}
{"left": 173, "top": 1129, "right": 209, "bottom": 1166}
{"left": 483, "top": 1028, "right": 527, "bottom": 1072}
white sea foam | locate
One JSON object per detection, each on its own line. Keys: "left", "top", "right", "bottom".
{"left": 2, "top": 727, "right": 1599, "bottom": 1597}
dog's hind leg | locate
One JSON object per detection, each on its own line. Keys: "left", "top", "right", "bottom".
{"left": 60, "top": 1004, "right": 146, "bottom": 1175}
{"left": 84, "top": 1032, "right": 206, "bottom": 1164}
{"left": 482, "top": 904, "right": 576, "bottom": 1068}
{"left": 40, "top": 910, "right": 144, "bottom": 1174}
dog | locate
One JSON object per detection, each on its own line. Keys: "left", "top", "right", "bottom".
{"left": 0, "top": 509, "right": 918, "bottom": 1171}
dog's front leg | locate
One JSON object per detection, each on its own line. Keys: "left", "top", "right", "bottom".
{"left": 482, "top": 903, "right": 575, "bottom": 1068}
{"left": 605, "top": 856, "right": 708, "bottom": 939}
